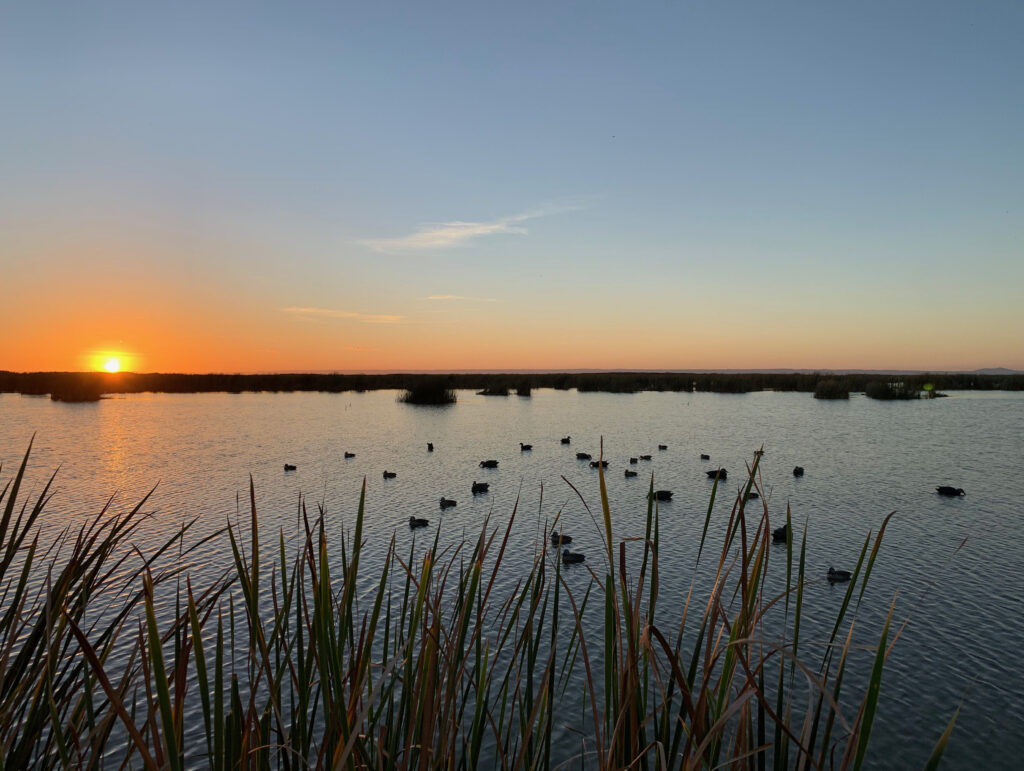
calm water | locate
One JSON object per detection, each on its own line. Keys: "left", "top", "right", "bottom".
{"left": 2, "top": 388, "right": 1022, "bottom": 767}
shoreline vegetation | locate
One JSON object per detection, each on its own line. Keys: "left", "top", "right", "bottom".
{"left": 0, "top": 440, "right": 958, "bottom": 768}
{"left": 2, "top": 369, "right": 1021, "bottom": 400}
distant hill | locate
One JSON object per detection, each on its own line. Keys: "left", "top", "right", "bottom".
{"left": 972, "top": 367, "right": 1023, "bottom": 375}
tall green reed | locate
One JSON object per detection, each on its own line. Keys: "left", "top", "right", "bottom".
{"left": 0, "top": 439, "right": 958, "bottom": 769}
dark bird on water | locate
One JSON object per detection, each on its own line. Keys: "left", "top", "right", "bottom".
{"left": 576, "top": 452, "right": 592, "bottom": 460}
{"left": 427, "top": 443, "right": 433, "bottom": 452}
{"left": 658, "top": 444, "right": 667, "bottom": 450}
{"left": 772, "top": 523, "right": 788, "bottom": 543}
{"left": 650, "top": 490, "right": 673, "bottom": 501}
{"left": 439, "top": 497, "right": 456, "bottom": 509}
{"left": 562, "top": 551, "right": 586, "bottom": 565}
{"left": 284, "top": 464, "right": 297, "bottom": 471}
{"left": 639, "top": 455, "right": 652, "bottom": 461}
{"left": 472, "top": 481, "right": 489, "bottom": 494}
{"left": 828, "top": 567, "right": 852, "bottom": 582}
{"left": 590, "top": 460, "right": 609, "bottom": 468}
{"left": 936, "top": 486, "right": 965, "bottom": 497}
{"left": 383, "top": 470, "right": 397, "bottom": 479}
{"left": 550, "top": 531, "right": 573, "bottom": 546}
{"left": 747, "top": 491, "right": 760, "bottom": 500}
{"left": 409, "top": 517, "right": 429, "bottom": 529}
{"left": 479, "top": 459, "right": 499, "bottom": 468}
{"left": 561, "top": 436, "right": 571, "bottom": 444}
{"left": 629, "top": 457, "right": 638, "bottom": 464}
{"left": 706, "top": 468, "right": 727, "bottom": 480}
{"left": 520, "top": 442, "right": 532, "bottom": 451}
{"left": 625, "top": 469, "right": 637, "bottom": 477}
{"left": 793, "top": 466, "right": 805, "bottom": 477}
{"left": 344, "top": 452, "right": 355, "bottom": 458}
{"left": 700, "top": 453, "right": 710, "bottom": 460}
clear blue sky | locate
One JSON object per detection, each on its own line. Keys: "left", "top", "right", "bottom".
{"left": 2, "top": 1, "right": 1022, "bottom": 372}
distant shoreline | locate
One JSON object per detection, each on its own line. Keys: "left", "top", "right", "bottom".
{"left": 2, "top": 370, "right": 1022, "bottom": 396}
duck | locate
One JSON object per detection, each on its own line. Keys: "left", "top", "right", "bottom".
{"left": 650, "top": 490, "right": 673, "bottom": 501}
{"left": 747, "top": 491, "right": 760, "bottom": 500}
{"left": 793, "top": 466, "right": 805, "bottom": 477}
{"left": 561, "top": 551, "right": 586, "bottom": 565}
{"left": 772, "top": 523, "right": 788, "bottom": 543}
{"left": 472, "top": 481, "right": 489, "bottom": 495}
{"left": 576, "top": 452, "right": 592, "bottom": 460}
{"left": 624, "top": 469, "right": 638, "bottom": 477}
{"left": 936, "top": 486, "right": 965, "bottom": 497}
{"left": 700, "top": 453, "right": 710, "bottom": 460}
{"left": 639, "top": 455, "right": 652, "bottom": 461}
{"left": 479, "top": 459, "right": 499, "bottom": 469}
{"left": 629, "top": 457, "right": 638, "bottom": 464}
{"left": 409, "top": 517, "right": 429, "bottom": 529}
{"left": 520, "top": 442, "right": 532, "bottom": 451}
{"left": 561, "top": 436, "right": 571, "bottom": 444}
{"left": 383, "top": 470, "right": 397, "bottom": 479}
{"left": 827, "top": 567, "right": 852, "bottom": 582}
{"left": 658, "top": 444, "right": 668, "bottom": 450}
{"left": 439, "top": 497, "right": 457, "bottom": 509}
{"left": 284, "top": 463, "right": 297, "bottom": 471}
{"left": 427, "top": 442, "right": 434, "bottom": 452}
{"left": 344, "top": 452, "right": 355, "bottom": 458}
{"left": 550, "top": 531, "right": 573, "bottom": 546}
{"left": 590, "top": 460, "right": 609, "bottom": 469}
{"left": 706, "top": 468, "right": 727, "bottom": 480}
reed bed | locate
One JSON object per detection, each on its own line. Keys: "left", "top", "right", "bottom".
{"left": 0, "top": 439, "right": 956, "bottom": 769}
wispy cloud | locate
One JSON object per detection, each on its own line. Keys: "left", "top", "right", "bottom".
{"left": 360, "top": 200, "right": 584, "bottom": 254}
{"left": 281, "top": 307, "right": 402, "bottom": 324}
{"left": 427, "top": 294, "right": 497, "bottom": 302}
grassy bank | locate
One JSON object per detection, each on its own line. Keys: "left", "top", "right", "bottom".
{"left": 0, "top": 440, "right": 957, "bottom": 768}
{"left": 2, "top": 369, "right": 1022, "bottom": 398}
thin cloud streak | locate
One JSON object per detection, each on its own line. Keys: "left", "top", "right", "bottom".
{"left": 360, "top": 200, "right": 585, "bottom": 254}
{"left": 427, "top": 294, "right": 497, "bottom": 302}
{"left": 281, "top": 307, "right": 403, "bottom": 324}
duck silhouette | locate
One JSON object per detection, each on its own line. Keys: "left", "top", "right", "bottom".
{"left": 561, "top": 551, "right": 586, "bottom": 565}
{"left": 472, "top": 481, "right": 489, "bottom": 495}
{"left": 936, "top": 486, "right": 965, "bottom": 497}
{"left": 439, "top": 497, "right": 456, "bottom": 509}
{"left": 827, "top": 567, "right": 852, "bottom": 582}
{"left": 409, "top": 517, "right": 429, "bottom": 529}
{"left": 383, "top": 470, "right": 397, "bottom": 479}
{"left": 561, "top": 436, "right": 571, "bottom": 444}
{"left": 283, "top": 464, "right": 297, "bottom": 471}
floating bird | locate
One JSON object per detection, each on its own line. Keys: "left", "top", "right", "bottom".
{"left": 283, "top": 464, "right": 297, "bottom": 471}
{"left": 700, "top": 453, "right": 710, "bottom": 460}
{"left": 706, "top": 468, "right": 727, "bottom": 480}
{"left": 747, "top": 491, "right": 760, "bottom": 500}
{"left": 772, "top": 523, "right": 788, "bottom": 543}
{"left": 625, "top": 469, "right": 638, "bottom": 477}
{"left": 793, "top": 466, "right": 805, "bottom": 477}
{"left": 658, "top": 444, "right": 667, "bottom": 450}
{"left": 590, "top": 460, "right": 609, "bottom": 468}
{"left": 472, "top": 481, "right": 489, "bottom": 494}
{"left": 936, "top": 486, "right": 965, "bottom": 497}
{"left": 427, "top": 443, "right": 434, "bottom": 452}
{"left": 550, "top": 531, "right": 573, "bottom": 546}
{"left": 561, "top": 436, "right": 571, "bottom": 444}
{"left": 383, "top": 470, "right": 397, "bottom": 479}
{"left": 827, "top": 567, "right": 852, "bottom": 582}
{"left": 650, "top": 490, "right": 673, "bottom": 501}
{"left": 629, "top": 457, "right": 638, "bottom": 464}
{"left": 562, "top": 551, "right": 586, "bottom": 565}
{"left": 409, "top": 517, "right": 429, "bottom": 529}
{"left": 520, "top": 442, "right": 532, "bottom": 451}
{"left": 639, "top": 455, "right": 652, "bottom": 461}
{"left": 344, "top": 452, "right": 355, "bottom": 458}
{"left": 576, "top": 452, "right": 592, "bottom": 460}
{"left": 479, "top": 459, "right": 499, "bottom": 468}
{"left": 439, "top": 497, "right": 456, "bottom": 509}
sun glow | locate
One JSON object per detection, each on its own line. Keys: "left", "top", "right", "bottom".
{"left": 103, "top": 358, "right": 121, "bottom": 373}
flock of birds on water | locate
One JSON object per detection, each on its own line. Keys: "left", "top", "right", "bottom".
{"left": 283, "top": 436, "right": 967, "bottom": 580}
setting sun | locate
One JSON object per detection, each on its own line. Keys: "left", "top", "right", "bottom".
{"left": 103, "top": 358, "right": 121, "bottom": 373}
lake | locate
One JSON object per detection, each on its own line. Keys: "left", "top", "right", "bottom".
{"left": 2, "top": 388, "right": 1022, "bottom": 768}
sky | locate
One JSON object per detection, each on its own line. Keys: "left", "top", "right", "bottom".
{"left": 1, "top": 0, "right": 1022, "bottom": 373}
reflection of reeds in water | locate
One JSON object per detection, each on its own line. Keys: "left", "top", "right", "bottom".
{"left": 0, "top": 440, "right": 958, "bottom": 768}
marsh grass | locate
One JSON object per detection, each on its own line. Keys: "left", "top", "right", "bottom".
{"left": 398, "top": 383, "right": 457, "bottom": 405}
{"left": 0, "top": 439, "right": 957, "bottom": 769}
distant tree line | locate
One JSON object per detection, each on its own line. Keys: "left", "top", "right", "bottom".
{"left": 2, "top": 370, "right": 1021, "bottom": 397}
